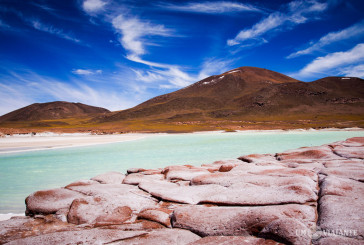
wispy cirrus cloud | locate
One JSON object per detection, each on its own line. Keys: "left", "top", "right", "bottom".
{"left": 159, "top": 1, "right": 261, "bottom": 14}
{"left": 228, "top": 0, "right": 328, "bottom": 47}
{"left": 294, "top": 43, "right": 364, "bottom": 79}
{"left": 287, "top": 20, "right": 364, "bottom": 58}
{"left": 0, "top": 69, "right": 140, "bottom": 115}
{"left": 82, "top": 0, "right": 107, "bottom": 14}
{"left": 72, "top": 69, "right": 102, "bottom": 75}
{"left": 112, "top": 14, "right": 174, "bottom": 58}
{"left": 31, "top": 19, "right": 81, "bottom": 43}
{"left": 340, "top": 64, "right": 364, "bottom": 77}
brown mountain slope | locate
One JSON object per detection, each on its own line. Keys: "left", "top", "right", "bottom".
{"left": 0, "top": 101, "right": 110, "bottom": 122}
{"left": 100, "top": 67, "right": 363, "bottom": 122}
{"left": 101, "top": 67, "right": 301, "bottom": 121}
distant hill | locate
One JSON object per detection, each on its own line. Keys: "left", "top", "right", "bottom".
{"left": 0, "top": 101, "right": 110, "bottom": 122}
{"left": 99, "top": 67, "right": 364, "bottom": 122}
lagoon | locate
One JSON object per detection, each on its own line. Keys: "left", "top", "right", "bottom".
{"left": 0, "top": 130, "right": 363, "bottom": 214}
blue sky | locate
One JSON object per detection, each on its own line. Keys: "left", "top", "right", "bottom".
{"left": 0, "top": 0, "right": 363, "bottom": 115}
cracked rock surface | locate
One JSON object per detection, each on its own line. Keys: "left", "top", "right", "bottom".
{"left": 1, "top": 137, "right": 363, "bottom": 244}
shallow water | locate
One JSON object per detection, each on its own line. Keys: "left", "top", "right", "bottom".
{"left": 0, "top": 130, "right": 363, "bottom": 213}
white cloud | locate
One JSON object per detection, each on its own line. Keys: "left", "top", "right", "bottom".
{"left": 228, "top": 0, "right": 328, "bottom": 46}
{"left": 0, "top": 70, "right": 142, "bottom": 116}
{"left": 295, "top": 43, "right": 364, "bottom": 78}
{"left": 112, "top": 14, "right": 173, "bottom": 57}
{"left": 287, "top": 20, "right": 364, "bottom": 58}
{"left": 72, "top": 69, "right": 102, "bottom": 75}
{"left": 82, "top": 0, "right": 107, "bottom": 13}
{"left": 340, "top": 64, "right": 364, "bottom": 78}
{"left": 160, "top": 1, "right": 260, "bottom": 14}
{"left": 31, "top": 20, "right": 80, "bottom": 43}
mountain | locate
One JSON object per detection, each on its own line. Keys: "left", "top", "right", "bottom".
{"left": 0, "top": 101, "right": 110, "bottom": 122}
{"left": 99, "top": 67, "right": 364, "bottom": 122}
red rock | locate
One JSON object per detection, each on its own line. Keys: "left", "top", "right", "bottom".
{"left": 319, "top": 168, "right": 364, "bottom": 181}
{"left": 276, "top": 146, "right": 342, "bottom": 161}
{"left": 260, "top": 218, "right": 312, "bottom": 245}
{"left": 250, "top": 168, "right": 318, "bottom": 181}
{"left": 137, "top": 208, "right": 173, "bottom": 227}
{"left": 320, "top": 176, "right": 364, "bottom": 197}
{"left": 315, "top": 236, "right": 363, "bottom": 245}
{"left": 114, "top": 228, "right": 201, "bottom": 244}
{"left": 67, "top": 197, "right": 132, "bottom": 225}
{"left": 25, "top": 188, "right": 85, "bottom": 216}
{"left": 138, "top": 180, "right": 226, "bottom": 204}
{"left": 318, "top": 195, "right": 364, "bottom": 239}
{"left": 171, "top": 205, "right": 316, "bottom": 237}
{"left": 238, "top": 153, "right": 277, "bottom": 163}
{"left": 188, "top": 235, "right": 282, "bottom": 245}
{"left": 122, "top": 173, "right": 164, "bottom": 185}
{"left": 90, "top": 171, "right": 125, "bottom": 184}
{"left": 191, "top": 172, "right": 317, "bottom": 191}
{"left": 67, "top": 184, "right": 158, "bottom": 212}
{"left": 331, "top": 144, "right": 364, "bottom": 159}
{"left": 64, "top": 179, "right": 100, "bottom": 188}
{"left": 5, "top": 229, "right": 148, "bottom": 245}
{"left": 0, "top": 215, "right": 76, "bottom": 244}
{"left": 127, "top": 167, "right": 146, "bottom": 174}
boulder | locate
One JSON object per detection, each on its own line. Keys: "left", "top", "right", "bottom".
{"left": 64, "top": 179, "right": 100, "bottom": 188}
{"left": 90, "top": 171, "right": 125, "bottom": 184}
{"left": 0, "top": 215, "right": 75, "bottom": 244}
{"left": 171, "top": 205, "right": 316, "bottom": 237}
{"left": 122, "top": 173, "right": 164, "bottom": 185}
{"left": 318, "top": 195, "right": 364, "bottom": 239}
{"left": 163, "top": 165, "right": 211, "bottom": 181}
{"left": 25, "top": 188, "right": 85, "bottom": 215}
{"left": 67, "top": 184, "right": 158, "bottom": 212}
{"left": 137, "top": 208, "right": 173, "bottom": 227}
{"left": 67, "top": 197, "right": 133, "bottom": 225}
{"left": 260, "top": 218, "right": 312, "bottom": 245}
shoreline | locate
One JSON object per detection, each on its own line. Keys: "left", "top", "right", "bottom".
{"left": 0, "top": 127, "right": 363, "bottom": 155}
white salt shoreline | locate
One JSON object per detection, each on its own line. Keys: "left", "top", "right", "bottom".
{"left": 0, "top": 128, "right": 362, "bottom": 155}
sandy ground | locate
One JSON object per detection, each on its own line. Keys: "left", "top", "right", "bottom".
{"left": 0, "top": 134, "right": 150, "bottom": 154}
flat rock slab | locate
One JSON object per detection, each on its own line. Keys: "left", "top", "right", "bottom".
{"left": 0, "top": 216, "right": 76, "bottom": 244}
{"left": 5, "top": 229, "right": 148, "bottom": 245}
{"left": 320, "top": 176, "right": 364, "bottom": 197}
{"left": 171, "top": 204, "right": 316, "bottom": 237}
{"left": 25, "top": 188, "right": 85, "bottom": 215}
{"left": 332, "top": 144, "right": 364, "bottom": 159}
{"left": 137, "top": 208, "right": 172, "bottom": 227}
{"left": 138, "top": 180, "right": 226, "bottom": 204}
{"left": 318, "top": 195, "right": 364, "bottom": 239}
{"left": 276, "top": 145, "right": 342, "bottom": 161}
{"left": 188, "top": 235, "right": 282, "bottom": 245}
{"left": 122, "top": 173, "right": 164, "bottom": 185}
{"left": 68, "top": 184, "right": 158, "bottom": 212}
{"left": 315, "top": 236, "right": 364, "bottom": 245}
{"left": 319, "top": 167, "right": 364, "bottom": 181}
{"left": 191, "top": 172, "right": 317, "bottom": 191}
{"left": 67, "top": 197, "right": 133, "bottom": 225}
{"left": 113, "top": 228, "right": 201, "bottom": 244}
{"left": 140, "top": 179, "right": 316, "bottom": 205}
{"left": 91, "top": 171, "right": 125, "bottom": 184}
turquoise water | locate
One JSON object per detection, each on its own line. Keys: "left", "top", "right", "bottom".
{"left": 0, "top": 130, "right": 363, "bottom": 213}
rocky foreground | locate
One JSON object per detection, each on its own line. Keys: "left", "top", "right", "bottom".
{"left": 1, "top": 137, "right": 364, "bottom": 245}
